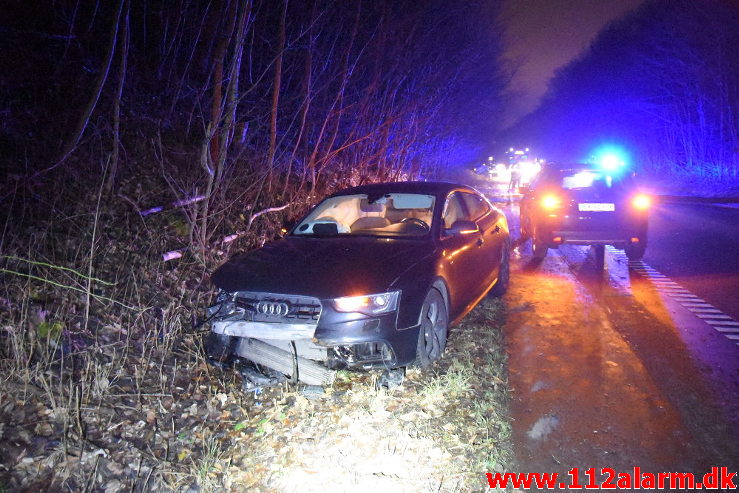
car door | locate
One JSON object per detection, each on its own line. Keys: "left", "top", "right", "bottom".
{"left": 439, "top": 191, "right": 489, "bottom": 316}
{"left": 459, "top": 191, "right": 505, "bottom": 293}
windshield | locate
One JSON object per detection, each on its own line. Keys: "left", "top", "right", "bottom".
{"left": 541, "top": 168, "right": 636, "bottom": 192}
{"left": 292, "top": 193, "right": 436, "bottom": 238}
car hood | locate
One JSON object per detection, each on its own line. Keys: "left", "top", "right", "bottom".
{"left": 211, "top": 236, "right": 435, "bottom": 299}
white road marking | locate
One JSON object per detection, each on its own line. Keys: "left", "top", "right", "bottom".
{"left": 695, "top": 313, "right": 734, "bottom": 320}
{"left": 714, "top": 326, "right": 739, "bottom": 333}
{"left": 686, "top": 308, "right": 724, "bottom": 314}
{"left": 704, "top": 319, "right": 739, "bottom": 326}
{"left": 622, "top": 255, "right": 739, "bottom": 347}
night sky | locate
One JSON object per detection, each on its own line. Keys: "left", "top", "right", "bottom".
{"left": 501, "top": 0, "right": 643, "bottom": 127}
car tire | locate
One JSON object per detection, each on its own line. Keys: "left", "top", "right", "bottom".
{"left": 532, "top": 236, "right": 548, "bottom": 259}
{"left": 625, "top": 243, "right": 645, "bottom": 261}
{"left": 519, "top": 218, "right": 531, "bottom": 241}
{"left": 594, "top": 244, "right": 605, "bottom": 270}
{"left": 489, "top": 239, "right": 510, "bottom": 297}
{"left": 415, "top": 288, "right": 448, "bottom": 368}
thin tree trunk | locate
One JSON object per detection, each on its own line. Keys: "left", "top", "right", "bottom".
{"left": 283, "top": 2, "right": 316, "bottom": 198}
{"left": 40, "top": 0, "right": 125, "bottom": 177}
{"left": 108, "top": 0, "right": 130, "bottom": 193}
{"left": 305, "top": 4, "right": 360, "bottom": 198}
{"left": 208, "top": 0, "right": 238, "bottom": 168}
{"left": 266, "top": 0, "right": 289, "bottom": 193}
{"left": 198, "top": 0, "right": 250, "bottom": 250}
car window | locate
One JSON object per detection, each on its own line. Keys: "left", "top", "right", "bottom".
{"left": 442, "top": 192, "right": 468, "bottom": 229}
{"left": 292, "top": 193, "right": 435, "bottom": 238}
{"left": 558, "top": 169, "right": 636, "bottom": 191}
{"left": 460, "top": 192, "right": 490, "bottom": 220}
{"left": 530, "top": 166, "right": 559, "bottom": 189}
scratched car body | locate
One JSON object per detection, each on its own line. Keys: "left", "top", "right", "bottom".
{"left": 205, "top": 181, "right": 510, "bottom": 385}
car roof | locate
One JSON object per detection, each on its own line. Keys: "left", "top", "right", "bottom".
{"left": 330, "top": 181, "right": 478, "bottom": 198}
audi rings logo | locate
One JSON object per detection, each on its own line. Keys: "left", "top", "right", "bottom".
{"left": 256, "top": 301, "right": 290, "bottom": 317}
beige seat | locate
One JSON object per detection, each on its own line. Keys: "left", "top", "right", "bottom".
{"left": 351, "top": 216, "right": 391, "bottom": 231}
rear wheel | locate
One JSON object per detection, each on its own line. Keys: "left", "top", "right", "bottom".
{"left": 625, "top": 243, "right": 646, "bottom": 261}
{"left": 593, "top": 244, "right": 605, "bottom": 270}
{"left": 415, "top": 288, "right": 448, "bottom": 368}
{"left": 489, "top": 239, "right": 510, "bottom": 297}
{"left": 532, "top": 236, "right": 548, "bottom": 259}
{"left": 519, "top": 217, "right": 531, "bottom": 241}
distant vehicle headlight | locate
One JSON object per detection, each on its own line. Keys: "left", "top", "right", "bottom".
{"left": 631, "top": 193, "right": 651, "bottom": 210}
{"left": 333, "top": 291, "right": 400, "bottom": 315}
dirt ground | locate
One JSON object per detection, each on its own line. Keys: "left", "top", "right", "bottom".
{"left": 0, "top": 296, "right": 516, "bottom": 492}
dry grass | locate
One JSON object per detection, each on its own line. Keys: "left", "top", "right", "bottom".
{"left": 0, "top": 176, "right": 515, "bottom": 492}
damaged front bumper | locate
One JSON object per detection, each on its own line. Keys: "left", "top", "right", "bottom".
{"left": 205, "top": 291, "right": 405, "bottom": 385}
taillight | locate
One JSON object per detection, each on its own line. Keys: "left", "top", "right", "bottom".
{"left": 541, "top": 194, "right": 561, "bottom": 210}
{"left": 631, "top": 193, "right": 651, "bottom": 210}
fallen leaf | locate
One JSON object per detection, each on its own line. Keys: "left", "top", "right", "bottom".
{"left": 177, "top": 448, "right": 191, "bottom": 462}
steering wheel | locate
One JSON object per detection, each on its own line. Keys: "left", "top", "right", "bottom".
{"left": 400, "top": 217, "right": 430, "bottom": 230}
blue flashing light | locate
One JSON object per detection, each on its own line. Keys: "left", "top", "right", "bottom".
{"left": 600, "top": 154, "right": 622, "bottom": 171}
{"left": 590, "top": 145, "right": 630, "bottom": 175}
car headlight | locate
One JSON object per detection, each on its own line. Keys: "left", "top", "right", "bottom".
{"left": 208, "top": 290, "right": 234, "bottom": 316}
{"left": 332, "top": 291, "right": 400, "bottom": 315}
{"left": 215, "top": 290, "right": 233, "bottom": 304}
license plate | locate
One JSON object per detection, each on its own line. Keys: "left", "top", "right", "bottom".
{"left": 578, "top": 202, "right": 615, "bottom": 212}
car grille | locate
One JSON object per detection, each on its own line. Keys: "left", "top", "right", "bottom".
{"left": 232, "top": 292, "right": 322, "bottom": 324}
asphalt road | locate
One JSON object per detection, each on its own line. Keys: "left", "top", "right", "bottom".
{"left": 476, "top": 181, "right": 739, "bottom": 481}
{"left": 645, "top": 201, "right": 739, "bottom": 321}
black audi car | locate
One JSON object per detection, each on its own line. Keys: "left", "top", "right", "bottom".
{"left": 519, "top": 162, "right": 651, "bottom": 264}
{"left": 205, "top": 181, "right": 510, "bottom": 385}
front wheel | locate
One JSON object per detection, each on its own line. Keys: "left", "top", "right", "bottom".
{"left": 415, "top": 288, "right": 448, "bottom": 368}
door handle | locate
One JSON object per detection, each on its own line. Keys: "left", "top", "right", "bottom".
{"left": 476, "top": 238, "right": 484, "bottom": 246}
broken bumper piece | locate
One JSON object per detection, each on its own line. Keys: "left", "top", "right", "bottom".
{"left": 206, "top": 291, "right": 402, "bottom": 386}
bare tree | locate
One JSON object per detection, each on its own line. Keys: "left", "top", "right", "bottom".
{"left": 38, "top": 0, "right": 125, "bottom": 177}
{"left": 107, "top": 0, "right": 130, "bottom": 193}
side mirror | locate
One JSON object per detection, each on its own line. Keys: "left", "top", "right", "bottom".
{"left": 446, "top": 219, "right": 479, "bottom": 236}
